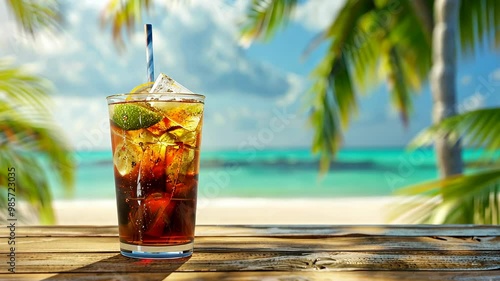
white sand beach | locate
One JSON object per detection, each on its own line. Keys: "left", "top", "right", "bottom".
{"left": 52, "top": 197, "right": 402, "bottom": 225}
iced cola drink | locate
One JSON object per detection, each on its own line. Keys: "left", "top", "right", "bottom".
{"left": 107, "top": 92, "right": 204, "bottom": 259}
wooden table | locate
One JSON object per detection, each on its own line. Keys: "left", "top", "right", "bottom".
{"left": 2, "top": 225, "right": 499, "bottom": 280}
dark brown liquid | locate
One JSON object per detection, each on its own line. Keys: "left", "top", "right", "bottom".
{"left": 114, "top": 169, "right": 198, "bottom": 245}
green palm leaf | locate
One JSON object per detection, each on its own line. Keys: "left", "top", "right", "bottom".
{"left": 381, "top": 44, "right": 412, "bottom": 125}
{"left": 391, "top": 107, "right": 500, "bottom": 224}
{"left": 240, "top": 0, "right": 298, "bottom": 46}
{"left": 0, "top": 60, "right": 52, "bottom": 112}
{"left": 0, "top": 60, "right": 75, "bottom": 224}
{"left": 459, "top": 0, "right": 500, "bottom": 55}
{"left": 391, "top": 169, "right": 500, "bottom": 224}
{"left": 6, "top": 0, "right": 61, "bottom": 35}
{"left": 307, "top": 0, "right": 380, "bottom": 171}
{"left": 100, "top": 0, "right": 154, "bottom": 46}
{"left": 0, "top": 148, "right": 55, "bottom": 223}
{"left": 410, "top": 107, "right": 500, "bottom": 153}
{"left": 309, "top": 54, "right": 349, "bottom": 173}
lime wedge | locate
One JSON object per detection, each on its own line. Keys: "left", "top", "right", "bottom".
{"left": 112, "top": 103, "right": 162, "bottom": 130}
{"left": 130, "top": 82, "right": 155, "bottom": 93}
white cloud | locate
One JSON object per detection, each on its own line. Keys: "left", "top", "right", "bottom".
{"left": 50, "top": 96, "right": 110, "bottom": 151}
{"left": 213, "top": 112, "right": 227, "bottom": 126}
{"left": 276, "top": 73, "right": 306, "bottom": 107}
{"left": 294, "top": 0, "right": 345, "bottom": 31}
{"left": 490, "top": 68, "right": 500, "bottom": 81}
{"left": 460, "top": 75, "right": 472, "bottom": 85}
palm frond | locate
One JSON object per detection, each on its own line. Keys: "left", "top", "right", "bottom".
{"left": 100, "top": 0, "right": 154, "bottom": 47}
{"left": 0, "top": 149, "right": 55, "bottom": 224}
{"left": 323, "top": 0, "right": 375, "bottom": 56}
{"left": 6, "top": 0, "right": 61, "bottom": 35}
{"left": 409, "top": 0, "right": 433, "bottom": 43}
{"left": 306, "top": 0, "right": 378, "bottom": 172}
{"left": 410, "top": 107, "right": 500, "bottom": 152}
{"left": 459, "top": 0, "right": 500, "bottom": 56}
{"left": 309, "top": 54, "right": 349, "bottom": 173}
{"left": 388, "top": 1, "right": 432, "bottom": 91}
{"left": 376, "top": 1, "right": 431, "bottom": 125}
{"left": 381, "top": 44, "right": 412, "bottom": 125}
{"left": 0, "top": 61, "right": 75, "bottom": 224}
{"left": 240, "top": 0, "right": 298, "bottom": 47}
{"left": 0, "top": 60, "right": 52, "bottom": 112}
{"left": 391, "top": 169, "right": 500, "bottom": 224}
{"left": 343, "top": 10, "right": 382, "bottom": 94}
{"left": 0, "top": 105, "right": 74, "bottom": 189}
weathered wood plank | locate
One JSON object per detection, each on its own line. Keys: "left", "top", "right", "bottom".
{"left": 0, "top": 226, "right": 118, "bottom": 238}
{"left": 2, "top": 271, "right": 500, "bottom": 281}
{"left": 9, "top": 251, "right": 500, "bottom": 272}
{"left": 2, "top": 225, "right": 499, "bottom": 238}
{"left": 3, "top": 225, "right": 499, "bottom": 276}
{"left": 6, "top": 236, "right": 500, "bottom": 253}
{"left": 195, "top": 225, "right": 500, "bottom": 237}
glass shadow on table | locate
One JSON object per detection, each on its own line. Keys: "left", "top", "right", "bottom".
{"left": 42, "top": 254, "right": 190, "bottom": 281}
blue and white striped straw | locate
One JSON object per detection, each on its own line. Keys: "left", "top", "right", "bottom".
{"left": 145, "top": 24, "right": 154, "bottom": 82}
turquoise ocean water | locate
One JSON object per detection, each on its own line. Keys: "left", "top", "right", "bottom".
{"left": 54, "top": 148, "right": 485, "bottom": 200}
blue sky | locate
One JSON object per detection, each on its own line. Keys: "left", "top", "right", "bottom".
{"left": 0, "top": 0, "right": 499, "bottom": 152}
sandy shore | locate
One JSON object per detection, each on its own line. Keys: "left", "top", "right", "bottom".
{"left": 52, "top": 197, "right": 402, "bottom": 225}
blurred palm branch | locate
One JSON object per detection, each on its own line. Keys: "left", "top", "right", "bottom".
{"left": 1, "top": 0, "right": 75, "bottom": 224}
{"left": 6, "top": 0, "right": 61, "bottom": 35}
{"left": 390, "top": 108, "right": 500, "bottom": 224}
{"left": 100, "top": 0, "right": 154, "bottom": 48}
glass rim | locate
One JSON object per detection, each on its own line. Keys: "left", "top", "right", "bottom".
{"left": 106, "top": 92, "right": 205, "bottom": 104}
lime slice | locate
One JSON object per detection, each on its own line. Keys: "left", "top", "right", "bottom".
{"left": 130, "top": 82, "right": 155, "bottom": 93}
{"left": 112, "top": 103, "right": 162, "bottom": 130}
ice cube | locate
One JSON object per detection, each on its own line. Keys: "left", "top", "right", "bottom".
{"left": 165, "top": 144, "right": 184, "bottom": 190}
{"left": 161, "top": 125, "right": 198, "bottom": 147}
{"left": 139, "top": 143, "right": 167, "bottom": 182}
{"left": 148, "top": 73, "right": 203, "bottom": 131}
{"left": 113, "top": 142, "right": 143, "bottom": 176}
{"left": 167, "top": 145, "right": 197, "bottom": 176}
{"left": 162, "top": 102, "right": 204, "bottom": 131}
{"left": 180, "top": 146, "right": 197, "bottom": 173}
{"left": 165, "top": 145, "right": 198, "bottom": 197}
{"left": 146, "top": 117, "right": 170, "bottom": 136}
{"left": 150, "top": 73, "right": 193, "bottom": 93}
{"left": 177, "top": 128, "right": 200, "bottom": 147}
{"left": 146, "top": 118, "right": 185, "bottom": 146}
{"left": 125, "top": 128, "right": 158, "bottom": 147}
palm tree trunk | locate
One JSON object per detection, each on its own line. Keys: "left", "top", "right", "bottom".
{"left": 431, "top": 0, "right": 463, "bottom": 178}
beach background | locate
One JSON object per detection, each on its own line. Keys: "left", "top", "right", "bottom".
{"left": 49, "top": 148, "right": 484, "bottom": 225}
{"left": 1, "top": 0, "right": 499, "bottom": 226}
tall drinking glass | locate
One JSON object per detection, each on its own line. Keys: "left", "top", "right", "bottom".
{"left": 106, "top": 93, "right": 204, "bottom": 259}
